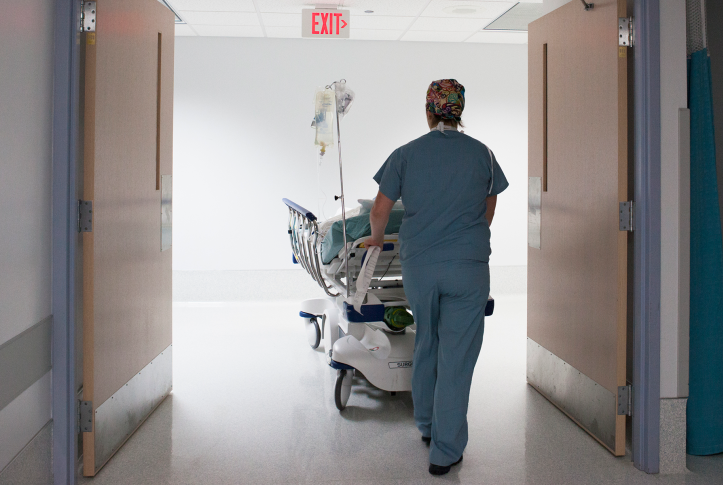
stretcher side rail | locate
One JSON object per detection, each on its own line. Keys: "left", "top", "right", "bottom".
{"left": 284, "top": 199, "right": 407, "bottom": 306}
{"left": 284, "top": 199, "right": 339, "bottom": 297}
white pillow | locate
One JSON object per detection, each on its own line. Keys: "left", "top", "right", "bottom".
{"left": 358, "top": 199, "right": 375, "bottom": 214}
{"left": 358, "top": 198, "right": 403, "bottom": 214}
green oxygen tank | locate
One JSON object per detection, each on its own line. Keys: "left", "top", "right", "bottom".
{"left": 384, "top": 307, "right": 415, "bottom": 331}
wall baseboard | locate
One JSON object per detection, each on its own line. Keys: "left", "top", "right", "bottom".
{"left": 0, "top": 371, "right": 52, "bottom": 473}
{"left": 0, "top": 418, "right": 52, "bottom": 485}
{"left": 172, "top": 266, "right": 527, "bottom": 303}
{"left": 0, "top": 316, "right": 52, "bottom": 413}
{"left": 660, "top": 398, "right": 687, "bottom": 474}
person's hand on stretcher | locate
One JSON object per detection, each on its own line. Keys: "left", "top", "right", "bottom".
{"left": 364, "top": 190, "right": 498, "bottom": 250}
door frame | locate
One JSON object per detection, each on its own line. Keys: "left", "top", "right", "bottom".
{"left": 633, "top": 0, "right": 662, "bottom": 474}
{"left": 51, "top": 0, "right": 81, "bottom": 484}
{"left": 49, "top": 1, "right": 664, "bottom": 482}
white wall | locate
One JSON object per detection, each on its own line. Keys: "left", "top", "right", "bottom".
{"left": 659, "top": 0, "right": 689, "bottom": 399}
{"left": 0, "top": 1, "right": 53, "bottom": 346}
{"left": 0, "top": 0, "right": 54, "bottom": 475}
{"left": 539, "top": 0, "right": 575, "bottom": 16}
{"left": 173, "top": 37, "right": 528, "bottom": 271}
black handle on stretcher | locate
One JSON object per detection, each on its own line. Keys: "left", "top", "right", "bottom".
{"left": 282, "top": 198, "right": 317, "bottom": 222}
{"left": 360, "top": 243, "right": 395, "bottom": 266}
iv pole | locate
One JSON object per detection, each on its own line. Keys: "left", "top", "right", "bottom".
{"left": 329, "top": 80, "right": 350, "bottom": 298}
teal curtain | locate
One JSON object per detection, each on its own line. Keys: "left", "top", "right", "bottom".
{"left": 687, "top": 48, "right": 723, "bottom": 456}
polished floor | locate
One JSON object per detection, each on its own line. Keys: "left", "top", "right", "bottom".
{"left": 81, "top": 295, "right": 723, "bottom": 484}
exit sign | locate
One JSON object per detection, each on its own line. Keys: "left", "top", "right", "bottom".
{"left": 302, "top": 9, "right": 350, "bottom": 39}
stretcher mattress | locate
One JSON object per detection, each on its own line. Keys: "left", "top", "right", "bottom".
{"left": 320, "top": 209, "right": 405, "bottom": 264}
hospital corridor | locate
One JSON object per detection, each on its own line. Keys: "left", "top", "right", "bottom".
{"left": 3, "top": 0, "right": 723, "bottom": 484}
{"left": 41, "top": 284, "right": 704, "bottom": 484}
{"left": 73, "top": 272, "right": 721, "bottom": 485}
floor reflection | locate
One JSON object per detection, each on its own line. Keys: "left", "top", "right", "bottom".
{"left": 79, "top": 298, "right": 722, "bottom": 484}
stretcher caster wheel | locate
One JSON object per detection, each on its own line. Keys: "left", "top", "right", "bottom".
{"left": 305, "top": 317, "right": 321, "bottom": 349}
{"left": 335, "top": 369, "right": 352, "bottom": 411}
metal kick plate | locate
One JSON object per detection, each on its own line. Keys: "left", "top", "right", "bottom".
{"left": 161, "top": 175, "right": 172, "bottom": 251}
{"left": 92, "top": 345, "right": 172, "bottom": 474}
{"left": 528, "top": 177, "right": 541, "bottom": 249}
{"left": 527, "top": 338, "right": 617, "bottom": 451}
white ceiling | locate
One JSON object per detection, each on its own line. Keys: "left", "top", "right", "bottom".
{"left": 171, "top": 0, "right": 539, "bottom": 43}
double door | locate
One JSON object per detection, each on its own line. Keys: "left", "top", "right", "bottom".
{"left": 81, "top": 0, "right": 175, "bottom": 475}
{"left": 527, "top": 0, "right": 632, "bottom": 456}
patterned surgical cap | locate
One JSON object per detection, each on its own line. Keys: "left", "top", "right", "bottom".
{"left": 426, "top": 79, "right": 465, "bottom": 121}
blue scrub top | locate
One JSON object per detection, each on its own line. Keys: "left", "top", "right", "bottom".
{"left": 374, "top": 130, "right": 508, "bottom": 266}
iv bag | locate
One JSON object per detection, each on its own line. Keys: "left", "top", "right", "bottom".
{"left": 313, "top": 88, "right": 335, "bottom": 155}
{"left": 334, "top": 83, "right": 355, "bottom": 121}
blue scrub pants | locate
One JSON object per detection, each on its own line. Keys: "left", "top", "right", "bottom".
{"left": 402, "top": 260, "right": 488, "bottom": 466}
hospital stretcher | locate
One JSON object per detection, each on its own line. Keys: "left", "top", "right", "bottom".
{"left": 283, "top": 197, "right": 495, "bottom": 410}
{"left": 284, "top": 198, "right": 413, "bottom": 410}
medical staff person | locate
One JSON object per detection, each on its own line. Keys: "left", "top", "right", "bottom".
{"left": 366, "top": 79, "right": 508, "bottom": 476}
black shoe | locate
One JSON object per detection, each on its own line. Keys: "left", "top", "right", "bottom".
{"left": 429, "top": 456, "right": 463, "bottom": 476}
{"left": 421, "top": 435, "right": 431, "bottom": 445}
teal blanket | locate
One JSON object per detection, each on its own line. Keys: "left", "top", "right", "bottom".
{"left": 321, "top": 210, "right": 404, "bottom": 264}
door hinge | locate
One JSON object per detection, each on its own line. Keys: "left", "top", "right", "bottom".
{"left": 79, "top": 401, "right": 93, "bottom": 432}
{"left": 80, "top": 1, "right": 96, "bottom": 33}
{"left": 617, "top": 386, "right": 632, "bottom": 416}
{"left": 619, "top": 17, "right": 633, "bottom": 47}
{"left": 619, "top": 201, "right": 634, "bottom": 232}
{"left": 78, "top": 200, "right": 93, "bottom": 233}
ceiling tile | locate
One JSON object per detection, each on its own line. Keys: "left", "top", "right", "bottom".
{"left": 265, "top": 26, "right": 301, "bottom": 37}
{"left": 181, "top": 11, "right": 260, "bottom": 25}
{"left": 350, "top": 29, "right": 404, "bottom": 40}
{"left": 261, "top": 13, "right": 301, "bottom": 27}
{"left": 167, "top": 0, "right": 256, "bottom": 12}
{"left": 192, "top": 25, "right": 265, "bottom": 36}
{"left": 256, "top": 0, "right": 341, "bottom": 14}
{"left": 466, "top": 30, "right": 527, "bottom": 43}
{"left": 175, "top": 23, "right": 198, "bottom": 35}
{"left": 421, "top": 0, "right": 515, "bottom": 19}
{"left": 401, "top": 30, "right": 471, "bottom": 42}
{"left": 340, "top": 0, "right": 430, "bottom": 16}
{"left": 351, "top": 15, "right": 415, "bottom": 30}
{"left": 484, "top": 2, "right": 543, "bottom": 30}
{"left": 409, "top": 16, "right": 491, "bottom": 31}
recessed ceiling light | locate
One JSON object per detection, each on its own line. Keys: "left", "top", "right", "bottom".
{"left": 365, "top": 10, "right": 374, "bottom": 13}
{"left": 442, "top": 5, "right": 481, "bottom": 15}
